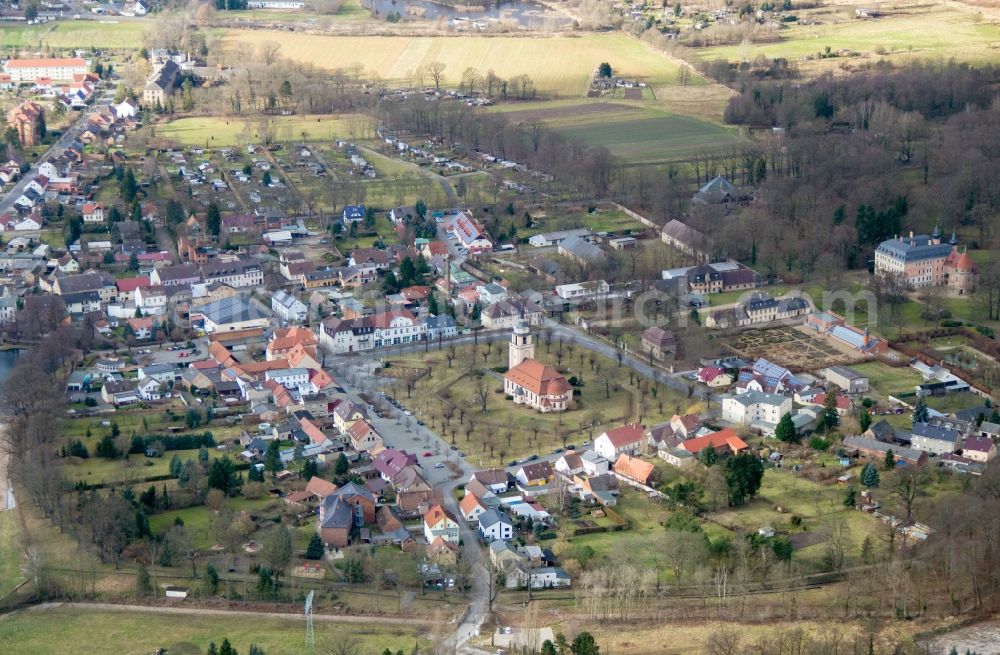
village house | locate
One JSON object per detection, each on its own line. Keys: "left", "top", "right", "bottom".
{"left": 962, "top": 436, "right": 997, "bottom": 463}
{"left": 460, "top": 492, "right": 489, "bottom": 523}
{"left": 842, "top": 435, "right": 928, "bottom": 467}
{"left": 6, "top": 101, "right": 45, "bottom": 147}
{"left": 422, "top": 504, "right": 460, "bottom": 545}
{"left": 911, "top": 422, "right": 961, "bottom": 456}
{"left": 641, "top": 326, "right": 677, "bottom": 362}
{"left": 478, "top": 509, "right": 514, "bottom": 542}
{"left": 721, "top": 391, "right": 792, "bottom": 434}
{"left": 613, "top": 453, "right": 656, "bottom": 486}
{"left": 594, "top": 423, "right": 646, "bottom": 461}
{"left": 823, "top": 365, "right": 870, "bottom": 394}
{"left": 515, "top": 461, "right": 553, "bottom": 487}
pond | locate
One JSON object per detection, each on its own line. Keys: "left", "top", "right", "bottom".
{"left": 363, "top": 0, "right": 573, "bottom": 29}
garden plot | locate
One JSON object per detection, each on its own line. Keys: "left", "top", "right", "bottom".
{"left": 723, "top": 325, "right": 862, "bottom": 372}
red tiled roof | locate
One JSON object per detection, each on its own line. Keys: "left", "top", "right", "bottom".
{"left": 681, "top": 429, "right": 748, "bottom": 455}
{"left": 504, "top": 360, "right": 571, "bottom": 397}
{"left": 601, "top": 423, "right": 646, "bottom": 448}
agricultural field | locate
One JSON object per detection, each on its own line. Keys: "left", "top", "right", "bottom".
{"left": 692, "top": 1, "right": 1000, "bottom": 75}
{"left": 0, "top": 20, "right": 147, "bottom": 49}
{"left": 498, "top": 101, "right": 742, "bottom": 164}
{"left": 154, "top": 114, "right": 364, "bottom": 148}
{"left": 0, "top": 606, "right": 427, "bottom": 655}
{"left": 376, "top": 341, "right": 693, "bottom": 464}
{"left": 222, "top": 31, "right": 690, "bottom": 97}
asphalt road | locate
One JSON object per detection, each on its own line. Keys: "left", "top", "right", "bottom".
{"left": 0, "top": 93, "right": 111, "bottom": 215}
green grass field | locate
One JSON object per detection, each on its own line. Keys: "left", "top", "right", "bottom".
{"left": 499, "top": 101, "right": 741, "bottom": 164}
{"left": 149, "top": 498, "right": 281, "bottom": 549}
{"left": 155, "top": 114, "right": 363, "bottom": 147}
{"left": 0, "top": 606, "right": 426, "bottom": 655}
{"left": 0, "top": 20, "right": 147, "bottom": 49}
{"left": 694, "top": 3, "right": 1000, "bottom": 72}
{"left": 0, "top": 510, "right": 23, "bottom": 596}
{"left": 222, "top": 31, "right": 690, "bottom": 97}
{"left": 851, "top": 361, "right": 923, "bottom": 398}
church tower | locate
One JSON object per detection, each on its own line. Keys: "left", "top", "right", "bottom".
{"left": 508, "top": 317, "right": 535, "bottom": 369}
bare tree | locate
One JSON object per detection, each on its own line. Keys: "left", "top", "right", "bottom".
{"left": 426, "top": 61, "right": 446, "bottom": 90}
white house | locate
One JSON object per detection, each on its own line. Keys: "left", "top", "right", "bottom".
{"left": 594, "top": 423, "right": 645, "bottom": 461}
{"left": 135, "top": 285, "right": 167, "bottom": 314}
{"left": 423, "top": 504, "right": 460, "bottom": 545}
{"left": 478, "top": 509, "right": 514, "bottom": 542}
{"left": 137, "top": 377, "right": 163, "bottom": 401}
{"left": 271, "top": 290, "right": 308, "bottom": 323}
{"left": 82, "top": 203, "right": 104, "bottom": 224}
{"left": 580, "top": 450, "right": 610, "bottom": 476}
{"left": 265, "top": 368, "right": 310, "bottom": 391}
{"left": 721, "top": 391, "right": 792, "bottom": 432}
{"left": 555, "top": 280, "right": 610, "bottom": 301}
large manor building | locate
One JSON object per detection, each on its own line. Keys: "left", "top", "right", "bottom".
{"left": 874, "top": 227, "right": 978, "bottom": 295}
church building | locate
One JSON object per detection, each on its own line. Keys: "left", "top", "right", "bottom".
{"left": 503, "top": 319, "right": 572, "bottom": 413}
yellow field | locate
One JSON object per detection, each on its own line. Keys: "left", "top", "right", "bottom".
{"left": 222, "top": 31, "right": 691, "bottom": 97}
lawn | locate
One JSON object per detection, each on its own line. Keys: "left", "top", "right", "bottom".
{"left": 555, "top": 489, "right": 732, "bottom": 581}
{"left": 851, "top": 361, "right": 924, "bottom": 398}
{"left": 222, "top": 31, "right": 690, "bottom": 97}
{"left": 380, "top": 342, "right": 692, "bottom": 464}
{"left": 499, "top": 101, "right": 741, "bottom": 164}
{"left": 0, "top": 510, "right": 23, "bottom": 596}
{"left": 149, "top": 498, "right": 280, "bottom": 550}
{"left": 0, "top": 606, "right": 426, "bottom": 655}
{"left": 706, "top": 467, "right": 878, "bottom": 570}
{"left": 693, "top": 2, "right": 1000, "bottom": 73}
{"left": 155, "top": 114, "right": 362, "bottom": 148}
{"left": 61, "top": 448, "right": 229, "bottom": 484}
{"left": 0, "top": 20, "right": 147, "bottom": 49}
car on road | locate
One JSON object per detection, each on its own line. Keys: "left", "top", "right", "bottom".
{"left": 434, "top": 462, "right": 445, "bottom": 469}
{"left": 507, "top": 460, "right": 517, "bottom": 467}
{"left": 458, "top": 451, "right": 466, "bottom": 457}
{"left": 516, "top": 457, "right": 528, "bottom": 464}
{"left": 404, "top": 410, "right": 412, "bottom": 416}
{"left": 552, "top": 448, "right": 563, "bottom": 454}
{"left": 527, "top": 454, "right": 539, "bottom": 461}
{"left": 566, "top": 444, "right": 576, "bottom": 450}
{"left": 450, "top": 445, "right": 458, "bottom": 451}
{"left": 423, "top": 451, "right": 432, "bottom": 457}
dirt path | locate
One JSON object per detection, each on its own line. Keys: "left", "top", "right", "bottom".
{"left": 12, "top": 601, "right": 433, "bottom": 626}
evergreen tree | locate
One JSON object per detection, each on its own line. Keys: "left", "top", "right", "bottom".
{"left": 541, "top": 641, "right": 558, "bottom": 655}
{"left": 301, "top": 458, "right": 318, "bottom": 481}
{"left": 774, "top": 413, "right": 797, "bottom": 443}
{"left": 306, "top": 533, "right": 325, "bottom": 560}
{"left": 861, "top": 462, "right": 880, "bottom": 488}
{"left": 912, "top": 397, "right": 929, "bottom": 425}
{"left": 843, "top": 486, "right": 857, "bottom": 507}
{"left": 207, "top": 642, "right": 218, "bottom": 655}
{"left": 859, "top": 410, "right": 872, "bottom": 432}
{"left": 883, "top": 449, "right": 895, "bottom": 470}
{"left": 204, "top": 563, "right": 220, "bottom": 594}
{"left": 136, "top": 564, "right": 152, "bottom": 595}
{"left": 206, "top": 202, "right": 221, "bottom": 236}
{"left": 218, "top": 638, "right": 237, "bottom": 655}
{"left": 698, "top": 444, "right": 717, "bottom": 467}
{"left": 570, "top": 632, "right": 600, "bottom": 655}
{"left": 822, "top": 388, "right": 840, "bottom": 432}
{"left": 724, "top": 453, "right": 764, "bottom": 506}
{"left": 121, "top": 168, "right": 137, "bottom": 203}
{"left": 264, "top": 440, "right": 282, "bottom": 478}
{"left": 334, "top": 453, "right": 349, "bottom": 475}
